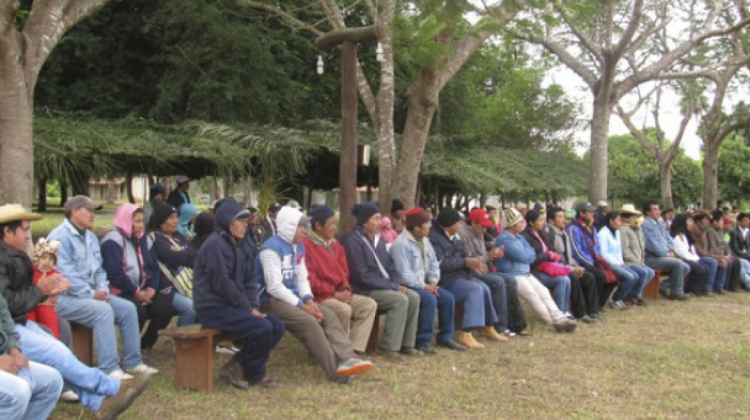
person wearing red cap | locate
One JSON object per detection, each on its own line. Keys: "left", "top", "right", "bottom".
{"left": 391, "top": 208, "right": 466, "bottom": 353}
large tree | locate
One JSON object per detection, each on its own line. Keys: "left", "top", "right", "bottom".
{"left": 0, "top": 0, "right": 112, "bottom": 207}
{"left": 510, "top": 0, "right": 750, "bottom": 204}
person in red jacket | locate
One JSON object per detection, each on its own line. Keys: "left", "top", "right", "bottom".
{"left": 303, "top": 204, "right": 377, "bottom": 354}
{"left": 28, "top": 238, "right": 65, "bottom": 338}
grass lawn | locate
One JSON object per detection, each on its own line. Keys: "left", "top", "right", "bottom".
{"left": 48, "top": 292, "right": 750, "bottom": 420}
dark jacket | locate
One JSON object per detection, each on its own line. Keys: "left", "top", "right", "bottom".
{"left": 428, "top": 221, "right": 471, "bottom": 288}
{"left": 152, "top": 231, "right": 196, "bottom": 278}
{"left": 0, "top": 241, "right": 46, "bottom": 324}
{"left": 193, "top": 197, "right": 259, "bottom": 313}
{"left": 729, "top": 226, "right": 750, "bottom": 260}
{"left": 341, "top": 226, "right": 401, "bottom": 293}
{"left": 520, "top": 227, "right": 552, "bottom": 278}
{"left": 166, "top": 188, "right": 191, "bottom": 210}
{"left": 0, "top": 294, "right": 20, "bottom": 355}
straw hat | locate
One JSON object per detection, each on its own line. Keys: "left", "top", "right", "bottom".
{"left": 619, "top": 204, "right": 641, "bottom": 217}
{"left": 0, "top": 204, "right": 42, "bottom": 225}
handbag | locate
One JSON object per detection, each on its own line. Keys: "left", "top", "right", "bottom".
{"left": 150, "top": 232, "right": 194, "bottom": 298}
{"left": 538, "top": 261, "right": 572, "bottom": 277}
{"left": 580, "top": 228, "right": 618, "bottom": 284}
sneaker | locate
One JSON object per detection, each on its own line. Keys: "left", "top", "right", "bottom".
{"left": 96, "top": 374, "right": 151, "bottom": 420}
{"left": 336, "top": 358, "right": 374, "bottom": 377}
{"left": 501, "top": 329, "right": 517, "bottom": 338}
{"left": 221, "top": 359, "right": 249, "bottom": 390}
{"left": 126, "top": 364, "right": 158, "bottom": 376}
{"left": 480, "top": 326, "right": 509, "bottom": 342}
{"left": 437, "top": 340, "right": 466, "bottom": 352}
{"left": 215, "top": 345, "right": 239, "bottom": 355}
{"left": 108, "top": 370, "right": 133, "bottom": 380}
{"left": 60, "top": 390, "right": 79, "bottom": 402}
{"left": 608, "top": 300, "right": 629, "bottom": 311}
{"left": 455, "top": 331, "right": 485, "bottom": 349}
{"left": 581, "top": 315, "right": 595, "bottom": 324}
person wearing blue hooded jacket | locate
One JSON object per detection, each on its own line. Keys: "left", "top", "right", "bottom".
{"left": 193, "top": 197, "right": 284, "bottom": 390}
{"left": 257, "top": 206, "right": 375, "bottom": 383}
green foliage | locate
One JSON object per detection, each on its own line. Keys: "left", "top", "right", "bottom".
{"left": 605, "top": 132, "right": 702, "bottom": 208}
{"left": 718, "top": 134, "right": 750, "bottom": 206}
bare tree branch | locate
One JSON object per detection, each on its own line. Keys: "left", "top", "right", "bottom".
{"left": 612, "top": 0, "right": 644, "bottom": 59}
{"left": 242, "top": 1, "right": 324, "bottom": 36}
{"left": 554, "top": 4, "right": 604, "bottom": 64}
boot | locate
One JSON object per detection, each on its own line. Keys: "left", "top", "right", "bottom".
{"left": 221, "top": 359, "right": 249, "bottom": 390}
{"left": 455, "top": 331, "right": 485, "bottom": 350}
{"left": 96, "top": 374, "right": 151, "bottom": 420}
{"left": 480, "top": 326, "right": 508, "bottom": 342}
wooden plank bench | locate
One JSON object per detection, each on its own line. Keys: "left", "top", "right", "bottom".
{"left": 159, "top": 325, "right": 232, "bottom": 392}
{"left": 642, "top": 269, "right": 664, "bottom": 301}
{"left": 71, "top": 322, "right": 95, "bottom": 366}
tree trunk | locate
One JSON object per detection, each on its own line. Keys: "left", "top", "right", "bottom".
{"left": 589, "top": 95, "right": 613, "bottom": 204}
{"left": 659, "top": 162, "right": 674, "bottom": 209}
{"left": 60, "top": 182, "right": 68, "bottom": 207}
{"left": 126, "top": 172, "right": 135, "bottom": 204}
{"left": 37, "top": 177, "right": 47, "bottom": 212}
{"left": 71, "top": 174, "right": 90, "bottom": 196}
{"left": 106, "top": 180, "right": 117, "bottom": 204}
{"left": 702, "top": 140, "right": 721, "bottom": 211}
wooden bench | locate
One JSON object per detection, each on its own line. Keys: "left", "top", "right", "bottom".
{"left": 643, "top": 269, "right": 664, "bottom": 301}
{"left": 159, "top": 325, "right": 232, "bottom": 392}
{"left": 71, "top": 322, "right": 95, "bottom": 366}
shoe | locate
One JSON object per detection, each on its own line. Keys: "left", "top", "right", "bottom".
{"left": 215, "top": 345, "right": 240, "bottom": 355}
{"left": 379, "top": 350, "right": 407, "bottom": 362}
{"left": 96, "top": 374, "right": 151, "bottom": 420}
{"left": 552, "top": 317, "right": 577, "bottom": 333}
{"left": 715, "top": 289, "right": 726, "bottom": 295}
{"left": 60, "top": 390, "right": 79, "bottom": 402}
{"left": 126, "top": 364, "right": 158, "bottom": 376}
{"left": 250, "top": 377, "right": 278, "bottom": 389}
{"left": 659, "top": 288, "right": 671, "bottom": 299}
{"left": 517, "top": 330, "right": 533, "bottom": 336}
{"left": 501, "top": 329, "right": 517, "bottom": 338}
{"left": 221, "top": 359, "right": 249, "bottom": 390}
{"left": 400, "top": 347, "right": 424, "bottom": 356}
{"left": 108, "top": 370, "right": 133, "bottom": 380}
{"left": 589, "top": 312, "right": 600, "bottom": 319}
{"left": 416, "top": 345, "right": 438, "bottom": 356}
{"left": 581, "top": 315, "right": 595, "bottom": 324}
{"left": 140, "top": 349, "right": 157, "bottom": 367}
{"left": 607, "top": 300, "right": 629, "bottom": 311}
{"left": 634, "top": 298, "right": 648, "bottom": 306}
{"left": 437, "top": 340, "right": 466, "bottom": 352}
{"left": 668, "top": 293, "right": 689, "bottom": 301}
{"left": 336, "top": 358, "right": 374, "bottom": 377}
{"left": 455, "top": 331, "right": 485, "bottom": 349}
{"left": 480, "top": 326, "right": 509, "bottom": 342}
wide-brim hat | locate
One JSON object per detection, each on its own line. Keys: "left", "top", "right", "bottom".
{"left": 502, "top": 208, "right": 524, "bottom": 229}
{"left": 619, "top": 204, "right": 641, "bottom": 217}
{"left": 0, "top": 204, "right": 43, "bottom": 224}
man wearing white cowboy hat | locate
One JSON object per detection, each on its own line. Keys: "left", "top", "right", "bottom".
{"left": 48, "top": 196, "right": 157, "bottom": 378}
{"left": 0, "top": 203, "right": 151, "bottom": 420}
{"left": 618, "top": 204, "right": 655, "bottom": 305}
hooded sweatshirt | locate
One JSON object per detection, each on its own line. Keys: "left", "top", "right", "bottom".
{"left": 256, "top": 207, "right": 313, "bottom": 306}
{"left": 193, "top": 197, "right": 259, "bottom": 313}
{"left": 101, "top": 204, "right": 159, "bottom": 295}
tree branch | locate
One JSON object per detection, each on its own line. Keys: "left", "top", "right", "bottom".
{"left": 243, "top": 1, "right": 324, "bottom": 36}
{"left": 612, "top": 0, "right": 644, "bottom": 59}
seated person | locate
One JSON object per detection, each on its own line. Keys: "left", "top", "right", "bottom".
{"left": 342, "top": 203, "right": 420, "bottom": 362}
{"left": 596, "top": 211, "right": 646, "bottom": 309}
{"left": 691, "top": 211, "right": 729, "bottom": 294}
{"left": 193, "top": 197, "right": 284, "bottom": 389}
{"left": 258, "top": 206, "right": 373, "bottom": 382}
{"left": 707, "top": 210, "right": 741, "bottom": 292}
{"left": 102, "top": 204, "right": 176, "bottom": 364}
{"left": 641, "top": 200, "right": 690, "bottom": 300}
{"left": 495, "top": 208, "right": 577, "bottom": 333}
{"left": 729, "top": 212, "right": 750, "bottom": 290}
{"left": 0, "top": 204, "right": 151, "bottom": 419}
{"left": 29, "top": 238, "right": 63, "bottom": 338}
{"left": 303, "top": 204, "right": 377, "bottom": 354}
{"left": 47, "top": 196, "right": 156, "bottom": 377}
{"left": 542, "top": 207, "right": 600, "bottom": 322}
{"left": 617, "top": 205, "right": 655, "bottom": 304}
{"left": 520, "top": 210, "right": 572, "bottom": 315}
{"left": 458, "top": 208, "right": 526, "bottom": 335}
{"left": 670, "top": 214, "right": 714, "bottom": 296}
{"left": 391, "top": 208, "right": 465, "bottom": 353}
{"left": 429, "top": 208, "right": 506, "bottom": 349}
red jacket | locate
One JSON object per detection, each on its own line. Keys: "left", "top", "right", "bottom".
{"left": 302, "top": 237, "right": 351, "bottom": 303}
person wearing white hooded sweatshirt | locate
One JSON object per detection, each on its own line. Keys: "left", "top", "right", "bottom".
{"left": 257, "top": 206, "right": 374, "bottom": 383}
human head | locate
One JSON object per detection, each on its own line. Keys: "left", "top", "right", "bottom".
{"left": 693, "top": 210, "right": 711, "bottom": 227}
{"left": 214, "top": 197, "right": 251, "bottom": 240}
{"left": 178, "top": 203, "right": 200, "bottom": 236}
{"left": 405, "top": 208, "right": 431, "bottom": 238}
{"left": 309, "top": 204, "right": 337, "bottom": 241}
{"left": 711, "top": 210, "right": 724, "bottom": 229}
{"left": 247, "top": 207, "right": 259, "bottom": 225}
{"left": 193, "top": 212, "right": 215, "bottom": 238}
{"left": 546, "top": 206, "right": 566, "bottom": 230}
{"left": 502, "top": 208, "right": 525, "bottom": 234}
{"left": 149, "top": 184, "right": 165, "bottom": 201}
{"left": 486, "top": 206, "right": 498, "bottom": 221}
{"left": 437, "top": 208, "right": 463, "bottom": 236}
{"left": 391, "top": 199, "right": 405, "bottom": 220}
{"left": 32, "top": 238, "right": 61, "bottom": 272}
{"left": 64, "top": 195, "right": 102, "bottom": 231}
{"left": 597, "top": 200, "right": 609, "bottom": 211}
{"left": 515, "top": 203, "right": 528, "bottom": 217}
{"left": 525, "top": 209, "right": 545, "bottom": 232}
{"left": 113, "top": 203, "right": 145, "bottom": 239}
{"left": 737, "top": 213, "right": 750, "bottom": 229}
{"left": 150, "top": 201, "right": 179, "bottom": 234}
{"left": 352, "top": 202, "right": 381, "bottom": 236}
{"left": 722, "top": 216, "right": 734, "bottom": 232}
{"left": 176, "top": 175, "right": 190, "bottom": 192}
{"left": 574, "top": 201, "right": 596, "bottom": 222}
{"left": 275, "top": 206, "right": 309, "bottom": 243}
{"left": 268, "top": 203, "right": 282, "bottom": 218}
{"left": 670, "top": 213, "right": 693, "bottom": 238}
{"left": 467, "top": 208, "right": 493, "bottom": 235}
{"left": 605, "top": 211, "right": 622, "bottom": 230}
{"left": 381, "top": 216, "right": 393, "bottom": 230}
{"left": 642, "top": 200, "right": 660, "bottom": 220}
{"left": 662, "top": 208, "right": 675, "bottom": 221}
{"left": 0, "top": 204, "right": 42, "bottom": 252}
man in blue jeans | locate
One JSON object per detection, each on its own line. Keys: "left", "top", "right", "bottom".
{"left": 391, "top": 208, "right": 466, "bottom": 354}
{"left": 48, "top": 196, "right": 157, "bottom": 377}
{"left": 641, "top": 200, "right": 690, "bottom": 300}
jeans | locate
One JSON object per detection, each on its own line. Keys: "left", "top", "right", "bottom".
{"left": 475, "top": 272, "right": 509, "bottom": 331}
{"left": 739, "top": 259, "right": 750, "bottom": 288}
{"left": 609, "top": 265, "right": 640, "bottom": 301}
{"left": 538, "top": 273, "right": 571, "bottom": 313}
{"left": 625, "top": 265, "right": 655, "bottom": 298}
{"left": 445, "top": 278, "right": 498, "bottom": 330}
{"left": 56, "top": 294, "right": 143, "bottom": 373}
{"left": 698, "top": 257, "right": 719, "bottom": 292}
{"left": 0, "top": 362, "right": 63, "bottom": 420}
{"left": 16, "top": 321, "right": 120, "bottom": 413}
{"left": 646, "top": 256, "right": 690, "bottom": 294}
{"left": 410, "top": 287, "right": 455, "bottom": 348}
{"left": 172, "top": 292, "right": 197, "bottom": 326}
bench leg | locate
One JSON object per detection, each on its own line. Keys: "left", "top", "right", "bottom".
{"left": 366, "top": 314, "right": 381, "bottom": 354}
{"left": 71, "top": 323, "right": 95, "bottom": 367}
{"left": 643, "top": 270, "right": 662, "bottom": 301}
{"left": 174, "top": 336, "right": 215, "bottom": 392}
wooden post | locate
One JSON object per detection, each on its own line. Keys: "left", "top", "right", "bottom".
{"left": 339, "top": 41, "right": 359, "bottom": 235}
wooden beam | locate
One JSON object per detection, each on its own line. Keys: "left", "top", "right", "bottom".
{"left": 315, "top": 25, "right": 381, "bottom": 50}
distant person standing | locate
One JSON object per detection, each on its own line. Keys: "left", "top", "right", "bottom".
{"left": 143, "top": 184, "right": 165, "bottom": 227}
{"left": 167, "top": 175, "right": 193, "bottom": 210}
{"left": 261, "top": 203, "right": 282, "bottom": 242}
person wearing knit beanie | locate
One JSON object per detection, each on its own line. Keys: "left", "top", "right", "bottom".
{"left": 309, "top": 205, "right": 336, "bottom": 229}
{"left": 436, "top": 208, "right": 462, "bottom": 229}
{"left": 352, "top": 203, "right": 380, "bottom": 227}
{"left": 149, "top": 201, "right": 178, "bottom": 231}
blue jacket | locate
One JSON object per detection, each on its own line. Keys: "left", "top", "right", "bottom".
{"left": 566, "top": 218, "right": 600, "bottom": 267}
{"left": 342, "top": 226, "right": 401, "bottom": 293}
{"left": 193, "top": 198, "right": 258, "bottom": 313}
{"left": 428, "top": 222, "right": 471, "bottom": 288}
{"left": 642, "top": 217, "right": 673, "bottom": 258}
{"left": 101, "top": 229, "right": 160, "bottom": 294}
{"left": 494, "top": 231, "right": 536, "bottom": 275}
{"left": 391, "top": 230, "right": 440, "bottom": 289}
{"left": 48, "top": 219, "right": 109, "bottom": 298}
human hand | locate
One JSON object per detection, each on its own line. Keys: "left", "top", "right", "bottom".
{"left": 302, "top": 301, "right": 324, "bottom": 322}
{"left": 250, "top": 308, "right": 267, "bottom": 318}
{"left": 9, "top": 348, "right": 28, "bottom": 369}
{"left": 424, "top": 283, "right": 439, "bottom": 297}
{"left": 334, "top": 290, "right": 352, "bottom": 303}
{"left": 35, "top": 273, "right": 62, "bottom": 295}
{"left": 94, "top": 290, "right": 109, "bottom": 301}
{"left": 398, "top": 285, "right": 408, "bottom": 294}
{"left": 465, "top": 257, "right": 487, "bottom": 275}
{"left": 548, "top": 251, "right": 560, "bottom": 262}
{"left": 0, "top": 355, "right": 20, "bottom": 374}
